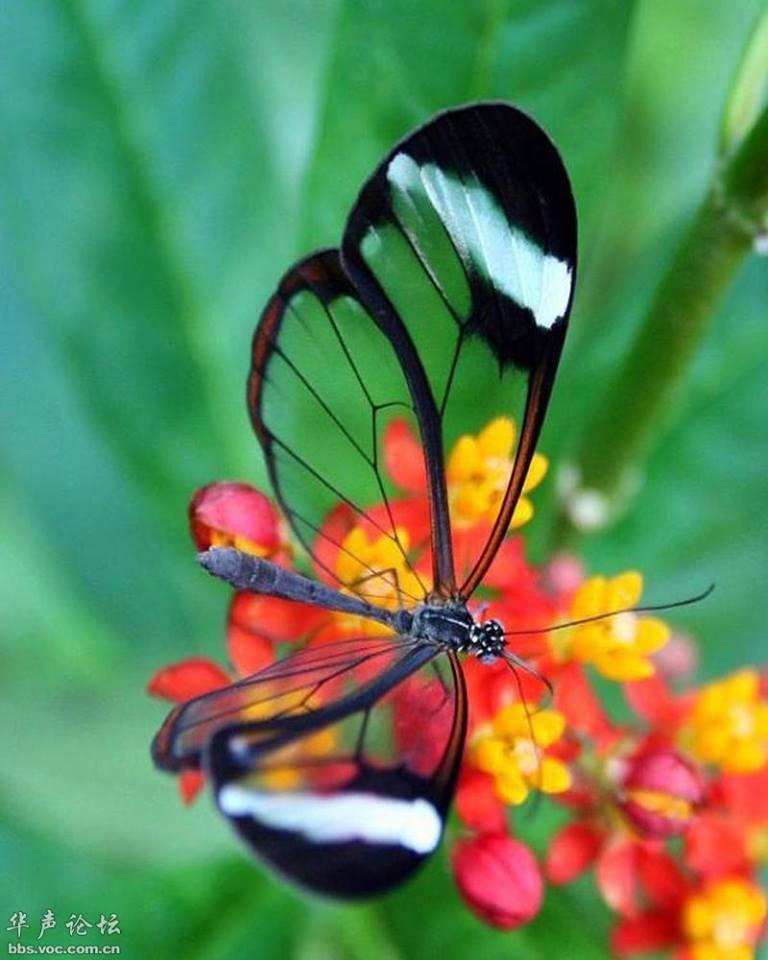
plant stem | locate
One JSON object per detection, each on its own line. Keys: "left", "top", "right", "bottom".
{"left": 561, "top": 103, "right": 768, "bottom": 530}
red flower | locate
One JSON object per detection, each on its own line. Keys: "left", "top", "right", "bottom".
{"left": 227, "top": 591, "right": 325, "bottom": 674}
{"left": 148, "top": 657, "right": 232, "bottom": 804}
{"left": 189, "top": 482, "right": 283, "bottom": 556}
{"left": 683, "top": 768, "right": 768, "bottom": 878}
{"left": 597, "top": 839, "right": 687, "bottom": 918}
{"left": 619, "top": 748, "right": 704, "bottom": 839}
{"left": 455, "top": 769, "right": 508, "bottom": 834}
{"left": 149, "top": 419, "right": 768, "bottom": 941}
{"left": 623, "top": 671, "right": 693, "bottom": 733}
{"left": 149, "top": 486, "right": 322, "bottom": 804}
{"left": 452, "top": 833, "right": 543, "bottom": 930}
{"left": 553, "top": 661, "right": 618, "bottom": 751}
{"left": 147, "top": 657, "right": 232, "bottom": 701}
{"left": 546, "top": 821, "right": 604, "bottom": 885}
{"left": 384, "top": 417, "right": 428, "bottom": 493}
{"left": 612, "top": 908, "right": 681, "bottom": 956}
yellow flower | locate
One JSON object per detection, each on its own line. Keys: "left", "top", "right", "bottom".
{"left": 470, "top": 702, "right": 571, "bottom": 805}
{"left": 446, "top": 417, "right": 548, "bottom": 530}
{"left": 334, "top": 525, "right": 422, "bottom": 634}
{"left": 559, "top": 571, "right": 669, "bottom": 682}
{"left": 683, "top": 877, "right": 767, "bottom": 960}
{"left": 683, "top": 669, "right": 768, "bottom": 774}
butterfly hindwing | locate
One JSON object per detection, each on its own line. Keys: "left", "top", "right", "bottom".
{"left": 155, "top": 635, "right": 466, "bottom": 897}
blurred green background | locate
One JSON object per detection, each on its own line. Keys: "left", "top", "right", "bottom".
{"left": 1, "top": 1, "right": 766, "bottom": 957}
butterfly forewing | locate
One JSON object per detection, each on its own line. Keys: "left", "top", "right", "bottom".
{"left": 249, "top": 249, "right": 430, "bottom": 603}
{"left": 342, "top": 103, "right": 577, "bottom": 595}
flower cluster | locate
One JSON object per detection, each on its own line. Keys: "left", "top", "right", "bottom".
{"left": 149, "top": 418, "right": 767, "bottom": 957}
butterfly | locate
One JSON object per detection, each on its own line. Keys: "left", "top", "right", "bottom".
{"left": 152, "top": 102, "right": 577, "bottom": 898}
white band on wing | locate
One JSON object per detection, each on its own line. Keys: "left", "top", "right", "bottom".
{"left": 218, "top": 786, "right": 442, "bottom": 855}
{"left": 387, "top": 152, "right": 572, "bottom": 330}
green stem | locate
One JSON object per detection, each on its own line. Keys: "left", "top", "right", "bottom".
{"left": 562, "top": 103, "right": 768, "bottom": 527}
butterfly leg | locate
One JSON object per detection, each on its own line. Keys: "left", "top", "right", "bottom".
{"left": 347, "top": 565, "right": 410, "bottom": 612}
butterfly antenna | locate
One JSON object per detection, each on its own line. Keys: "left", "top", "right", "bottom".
{"left": 503, "top": 582, "right": 715, "bottom": 637}
{"left": 501, "top": 650, "right": 554, "bottom": 710}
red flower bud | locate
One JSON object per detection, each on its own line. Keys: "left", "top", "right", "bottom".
{"left": 452, "top": 833, "right": 543, "bottom": 930}
{"left": 189, "top": 482, "right": 280, "bottom": 553}
{"left": 619, "top": 749, "right": 703, "bottom": 839}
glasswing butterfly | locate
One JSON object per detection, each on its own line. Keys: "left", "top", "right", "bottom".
{"left": 152, "top": 102, "right": 577, "bottom": 898}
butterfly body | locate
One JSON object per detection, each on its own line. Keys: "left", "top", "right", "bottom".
{"left": 152, "top": 101, "right": 577, "bottom": 898}
{"left": 203, "top": 546, "right": 506, "bottom": 662}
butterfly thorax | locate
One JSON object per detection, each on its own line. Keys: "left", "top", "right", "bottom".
{"left": 410, "top": 604, "right": 505, "bottom": 662}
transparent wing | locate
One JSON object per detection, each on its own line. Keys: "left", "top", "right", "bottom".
{"left": 153, "top": 635, "right": 465, "bottom": 898}
{"left": 152, "top": 633, "right": 420, "bottom": 771}
{"left": 342, "top": 102, "right": 577, "bottom": 596}
{"left": 250, "top": 104, "right": 576, "bottom": 601}
{"left": 249, "top": 249, "right": 430, "bottom": 605}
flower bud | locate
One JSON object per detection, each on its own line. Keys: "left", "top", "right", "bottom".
{"left": 620, "top": 750, "right": 703, "bottom": 839}
{"left": 452, "top": 833, "right": 543, "bottom": 930}
{"left": 189, "top": 482, "right": 280, "bottom": 553}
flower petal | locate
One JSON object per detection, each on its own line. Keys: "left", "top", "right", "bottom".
{"left": 509, "top": 496, "right": 534, "bottom": 530}
{"left": 383, "top": 418, "right": 428, "bottom": 493}
{"left": 529, "top": 709, "right": 566, "bottom": 748}
{"left": 596, "top": 839, "right": 640, "bottom": 917}
{"left": 456, "top": 769, "right": 508, "bottom": 833}
{"left": 634, "top": 617, "right": 670, "bottom": 655}
{"left": 554, "top": 662, "right": 615, "bottom": 745}
{"left": 496, "top": 771, "right": 530, "bottom": 806}
{"left": 571, "top": 576, "right": 608, "bottom": 619}
{"left": 522, "top": 452, "right": 548, "bottom": 494}
{"left": 226, "top": 591, "right": 323, "bottom": 676}
{"left": 189, "top": 482, "right": 280, "bottom": 553}
{"left": 178, "top": 770, "right": 205, "bottom": 805}
{"left": 546, "top": 821, "right": 603, "bottom": 885}
{"left": 595, "top": 650, "right": 655, "bottom": 682}
{"left": 447, "top": 435, "right": 479, "bottom": 483}
{"left": 684, "top": 813, "right": 749, "bottom": 878}
{"left": 478, "top": 417, "right": 515, "bottom": 458}
{"left": 147, "top": 657, "right": 231, "bottom": 702}
{"left": 611, "top": 910, "right": 679, "bottom": 956}
{"left": 537, "top": 757, "right": 572, "bottom": 794}
{"left": 608, "top": 571, "right": 644, "bottom": 610}
{"left": 493, "top": 702, "right": 531, "bottom": 738}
